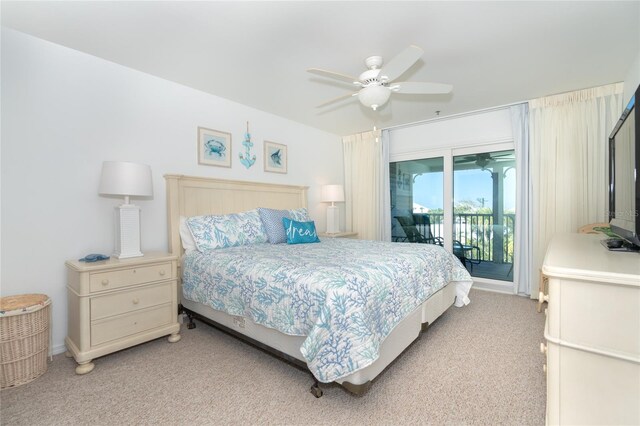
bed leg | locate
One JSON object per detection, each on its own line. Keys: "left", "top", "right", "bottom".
{"left": 310, "top": 379, "right": 323, "bottom": 398}
{"left": 186, "top": 313, "right": 196, "bottom": 330}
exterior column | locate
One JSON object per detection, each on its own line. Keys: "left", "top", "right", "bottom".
{"left": 492, "top": 167, "right": 505, "bottom": 264}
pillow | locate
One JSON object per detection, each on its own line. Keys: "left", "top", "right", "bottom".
{"left": 186, "top": 209, "right": 268, "bottom": 251}
{"left": 258, "top": 208, "right": 291, "bottom": 244}
{"left": 179, "top": 216, "right": 197, "bottom": 253}
{"left": 282, "top": 218, "right": 320, "bottom": 244}
{"left": 289, "top": 207, "right": 311, "bottom": 222}
{"left": 258, "top": 207, "right": 313, "bottom": 244}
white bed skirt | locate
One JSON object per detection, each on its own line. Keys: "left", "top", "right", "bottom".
{"left": 182, "top": 281, "right": 462, "bottom": 386}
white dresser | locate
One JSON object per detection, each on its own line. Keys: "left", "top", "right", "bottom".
{"left": 65, "top": 252, "right": 181, "bottom": 374}
{"left": 542, "top": 233, "right": 640, "bottom": 425}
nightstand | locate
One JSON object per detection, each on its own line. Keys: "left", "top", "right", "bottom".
{"left": 65, "top": 252, "right": 181, "bottom": 374}
{"left": 319, "top": 232, "right": 358, "bottom": 239}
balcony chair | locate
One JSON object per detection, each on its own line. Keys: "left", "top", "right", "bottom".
{"left": 453, "top": 240, "right": 481, "bottom": 272}
{"left": 394, "top": 216, "right": 442, "bottom": 245}
{"left": 395, "top": 215, "right": 481, "bottom": 271}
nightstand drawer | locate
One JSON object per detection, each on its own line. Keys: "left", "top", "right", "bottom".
{"left": 91, "top": 303, "right": 173, "bottom": 346}
{"left": 89, "top": 262, "right": 172, "bottom": 293}
{"left": 90, "top": 282, "right": 173, "bottom": 320}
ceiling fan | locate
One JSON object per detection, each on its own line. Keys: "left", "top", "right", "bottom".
{"left": 455, "top": 152, "right": 515, "bottom": 170}
{"left": 307, "top": 45, "right": 452, "bottom": 111}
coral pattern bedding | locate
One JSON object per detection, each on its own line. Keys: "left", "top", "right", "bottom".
{"left": 182, "top": 238, "right": 472, "bottom": 382}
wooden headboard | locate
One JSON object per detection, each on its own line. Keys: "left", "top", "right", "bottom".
{"left": 165, "top": 174, "right": 309, "bottom": 257}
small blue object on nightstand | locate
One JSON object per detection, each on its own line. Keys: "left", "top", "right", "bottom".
{"left": 79, "top": 254, "right": 110, "bottom": 262}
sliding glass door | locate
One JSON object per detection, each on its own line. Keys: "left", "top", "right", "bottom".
{"left": 453, "top": 149, "right": 515, "bottom": 281}
{"left": 390, "top": 157, "right": 444, "bottom": 244}
{"left": 390, "top": 144, "right": 516, "bottom": 286}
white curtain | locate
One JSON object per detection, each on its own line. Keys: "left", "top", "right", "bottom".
{"left": 529, "top": 83, "right": 623, "bottom": 296}
{"left": 379, "top": 130, "right": 392, "bottom": 241}
{"left": 343, "top": 129, "right": 385, "bottom": 240}
{"left": 510, "top": 103, "right": 532, "bottom": 296}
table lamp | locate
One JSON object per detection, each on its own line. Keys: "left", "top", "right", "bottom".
{"left": 321, "top": 184, "right": 344, "bottom": 234}
{"left": 99, "top": 161, "right": 153, "bottom": 258}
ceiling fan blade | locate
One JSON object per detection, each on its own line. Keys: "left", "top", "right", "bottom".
{"left": 393, "top": 81, "right": 453, "bottom": 94}
{"left": 379, "top": 45, "right": 424, "bottom": 82}
{"left": 491, "top": 152, "right": 514, "bottom": 158}
{"left": 315, "top": 92, "right": 358, "bottom": 108}
{"left": 307, "top": 68, "right": 358, "bottom": 84}
{"left": 455, "top": 157, "right": 475, "bottom": 164}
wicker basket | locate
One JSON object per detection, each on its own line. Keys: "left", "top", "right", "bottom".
{"left": 0, "top": 294, "right": 51, "bottom": 389}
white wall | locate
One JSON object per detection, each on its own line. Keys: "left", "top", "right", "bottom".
{"left": 389, "top": 109, "right": 513, "bottom": 156}
{"left": 1, "top": 28, "right": 343, "bottom": 354}
{"left": 623, "top": 49, "right": 640, "bottom": 105}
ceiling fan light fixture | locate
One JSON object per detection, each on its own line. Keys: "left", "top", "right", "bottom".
{"left": 359, "top": 85, "right": 391, "bottom": 110}
{"left": 309, "top": 45, "right": 452, "bottom": 111}
{"left": 476, "top": 158, "right": 490, "bottom": 169}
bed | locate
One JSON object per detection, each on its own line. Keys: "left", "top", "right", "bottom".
{"left": 166, "top": 174, "right": 472, "bottom": 396}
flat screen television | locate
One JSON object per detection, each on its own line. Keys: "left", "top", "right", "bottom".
{"left": 608, "top": 84, "right": 640, "bottom": 249}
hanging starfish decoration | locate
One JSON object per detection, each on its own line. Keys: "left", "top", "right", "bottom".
{"left": 239, "top": 121, "right": 256, "bottom": 169}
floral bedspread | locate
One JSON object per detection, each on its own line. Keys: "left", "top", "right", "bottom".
{"left": 182, "top": 238, "right": 472, "bottom": 382}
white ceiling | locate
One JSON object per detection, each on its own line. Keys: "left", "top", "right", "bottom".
{"left": 2, "top": 1, "right": 639, "bottom": 136}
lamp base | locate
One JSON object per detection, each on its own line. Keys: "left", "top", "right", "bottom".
{"left": 326, "top": 205, "right": 340, "bottom": 234}
{"left": 114, "top": 204, "right": 143, "bottom": 259}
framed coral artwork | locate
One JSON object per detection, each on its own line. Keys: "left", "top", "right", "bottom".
{"left": 264, "top": 141, "right": 287, "bottom": 174}
{"left": 198, "top": 127, "right": 232, "bottom": 168}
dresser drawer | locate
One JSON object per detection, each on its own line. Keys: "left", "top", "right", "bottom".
{"left": 91, "top": 303, "right": 173, "bottom": 346}
{"left": 90, "top": 282, "right": 173, "bottom": 320}
{"left": 89, "top": 262, "right": 172, "bottom": 293}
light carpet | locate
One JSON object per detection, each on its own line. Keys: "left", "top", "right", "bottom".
{"left": 1, "top": 289, "right": 546, "bottom": 425}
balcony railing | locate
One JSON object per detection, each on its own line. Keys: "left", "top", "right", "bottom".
{"left": 411, "top": 213, "right": 515, "bottom": 264}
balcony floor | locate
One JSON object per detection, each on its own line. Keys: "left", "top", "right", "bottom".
{"left": 391, "top": 239, "right": 514, "bottom": 282}
{"left": 466, "top": 260, "right": 513, "bottom": 282}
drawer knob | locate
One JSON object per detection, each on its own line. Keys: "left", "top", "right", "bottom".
{"left": 540, "top": 342, "right": 547, "bottom": 355}
{"left": 101, "top": 279, "right": 109, "bottom": 286}
{"left": 159, "top": 270, "right": 166, "bottom": 276}
{"left": 537, "top": 291, "right": 548, "bottom": 313}
{"left": 538, "top": 291, "right": 549, "bottom": 302}
{"left": 132, "top": 298, "right": 139, "bottom": 305}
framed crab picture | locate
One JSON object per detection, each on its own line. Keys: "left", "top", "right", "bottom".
{"left": 198, "top": 127, "right": 232, "bottom": 168}
{"left": 264, "top": 141, "right": 287, "bottom": 174}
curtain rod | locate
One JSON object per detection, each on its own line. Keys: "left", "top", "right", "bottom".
{"left": 383, "top": 81, "right": 624, "bottom": 132}
{"left": 382, "top": 100, "right": 527, "bottom": 132}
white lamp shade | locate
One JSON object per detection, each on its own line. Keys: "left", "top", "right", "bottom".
{"left": 99, "top": 161, "right": 153, "bottom": 198}
{"left": 321, "top": 184, "right": 345, "bottom": 203}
